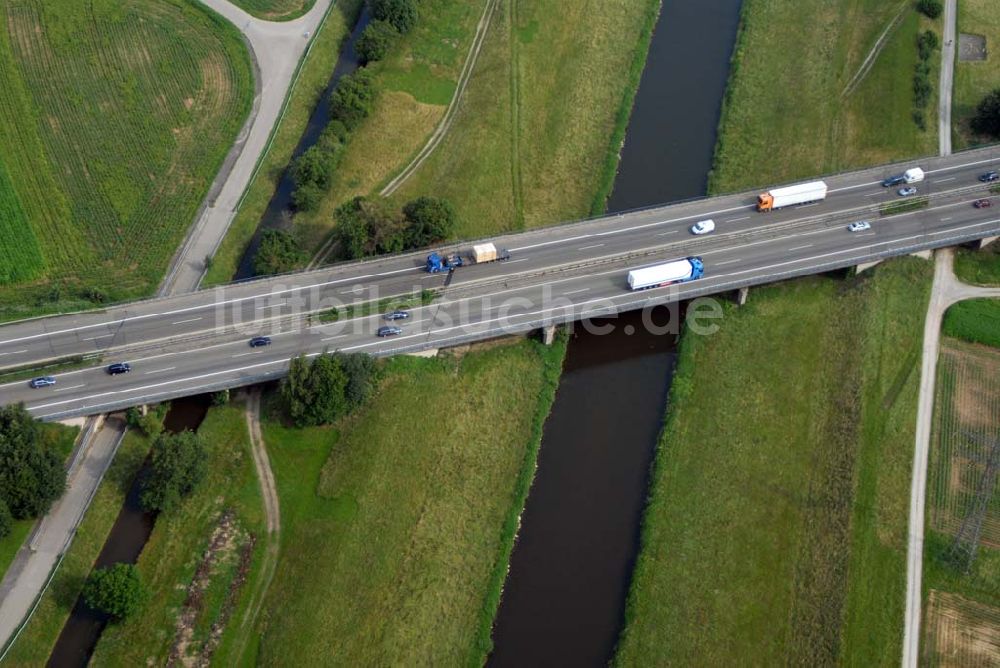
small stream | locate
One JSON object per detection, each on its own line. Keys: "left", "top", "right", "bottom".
{"left": 488, "top": 0, "right": 744, "bottom": 664}
{"left": 46, "top": 397, "right": 210, "bottom": 668}
{"left": 233, "top": 8, "right": 371, "bottom": 281}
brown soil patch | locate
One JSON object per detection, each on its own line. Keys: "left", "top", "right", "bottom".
{"left": 924, "top": 590, "right": 1000, "bottom": 666}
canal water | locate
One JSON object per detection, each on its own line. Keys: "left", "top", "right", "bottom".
{"left": 46, "top": 397, "right": 211, "bottom": 668}
{"left": 233, "top": 8, "right": 371, "bottom": 280}
{"left": 487, "top": 0, "right": 744, "bottom": 664}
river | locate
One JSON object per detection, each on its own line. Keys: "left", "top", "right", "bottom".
{"left": 487, "top": 0, "right": 744, "bottom": 664}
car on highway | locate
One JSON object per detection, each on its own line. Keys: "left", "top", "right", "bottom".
{"left": 690, "top": 219, "right": 715, "bottom": 235}
{"left": 979, "top": 171, "right": 999, "bottom": 183}
{"left": 249, "top": 336, "right": 272, "bottom": 347}
{"left": 107, "top": 362, "right": 131, "bottom": 375}
{"left": 897, "top": 186, "right": 918, "bottom": 197}
{"left": 383, "top": 309, "right": 410, "bottom": 321}
{"left": 882, "top": 174, "right": 906, "bottom": 187}
{"left": 974, "top": 198, "right": 992, "bottom": 209}
{"left": 28, "top": 376, "right": 56, "bottom": 389}
{"left": 377, "top": 325, "right": 403, "bottom": 337}
{"left": 848, "top": 221, "right": 871, "bottom": 232}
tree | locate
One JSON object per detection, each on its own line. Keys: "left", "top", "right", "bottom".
{"left": 971, "top": 88, "right": 1000, "bottom": 138}
{"left": 291, "top": 181, "right": 323, "bottom": 212}
{"left": 330, "top": 68, "right": 378, "bottom": 130}
{"left": 292, "top": 145, "right": 336, "bottom": 192}
{"left": 403, "top": 196, "right": 457, "bottom": 248}
{"left": 0, "top": 404, "right": 65, "bottom": 520}
{"left": 83, "top": 564, "right": 146, "bottom": 620}
{"left": 140, "top": 431, "right": 208, "bottom": 513}
{"left": 282, "top": 354, "right": 350, "bottom": 426}
{"left": 340, "top": 353, "right": 378, "bottom": 410}
{"left": 254, "top": 229, "right": 306, "bottom": 276}
{"left": 356, "top": 20, "right": 399, "bottom": 64}
{"left": 917, "top": 0, "right": 942, "bottom": 19}
{"left": 0, "top": 499, "right": 12, "bottom": 541}
{"left": 372, "top": 0, "right": 417, "bottom": 33}
{"left": 335, "top": 197, "right": 406, "bottom": 259}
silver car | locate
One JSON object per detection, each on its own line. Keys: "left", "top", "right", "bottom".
{"left": 848, "top": 221, "right": 871, "bottom": 232}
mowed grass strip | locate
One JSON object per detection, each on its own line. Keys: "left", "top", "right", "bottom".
{"left": 255, "top": 341, "right": 560, "bottom": 665}
{"left": 90, "top": 404, "right": 265, "bottom": 667}
{"left": 228, "top": 0, "right": 315, "bottom": 21}
{"left": 954, "top": 243, "right": 1000, "bottom": 286}
{"left": 0, "top": 0, "right": 252, "bottom": 315}
{"left": 709, "top": 0, "right": 937, "bottom": 194}
{"left": 942, "top": 298, "right": 1000, "bottom": 349}
{"left": 616, "top": 258, "right": 933, "bottom": 665}
{"left": 953, "top": 0, "right": 1000, "bottom": 148}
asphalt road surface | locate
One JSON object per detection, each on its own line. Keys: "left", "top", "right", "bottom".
{"left": 2, "top": 147, "right": 999, "bottom": 419}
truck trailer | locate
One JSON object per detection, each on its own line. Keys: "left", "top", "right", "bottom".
{"left": 627, "top": 257, "right": 704, "bottom": 290}
{"left": 757, "top": 180, "right": 828, "bottom": 212}
{"left": 425, "top": 242, "right": 511, "bottom": 273}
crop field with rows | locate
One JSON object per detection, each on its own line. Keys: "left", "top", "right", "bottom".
{"left": 0, "top": 0, "right": 252, "bottom": 318}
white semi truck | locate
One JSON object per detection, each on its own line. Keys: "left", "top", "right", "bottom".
{"left": 756, "top": 180, "right": 828, "bottom": 212}
{"left": 627, "top": 257, "right": 704, "bottom": 290}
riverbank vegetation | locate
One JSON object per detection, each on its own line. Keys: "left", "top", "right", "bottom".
{"left": 250, "top": 340, "right": 563, "bottom": 665}
{"left": 0, "top": 0, "right": 252, "bottom": 321}
{"left": 710, "top": 0, "right": 940, "bottom": 193}
{"left": 953, "top": 0, "right": 1000, "bottom": 148}
{"left": 616, "top": 258, "right": 933, "bottom": 665}
{"left": 2, "top": 429, "right": 150, "bottom": 666}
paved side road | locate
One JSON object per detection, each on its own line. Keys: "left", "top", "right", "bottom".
{"left": 159, "top": 0, "right": 334, "bottom": 296}
{"left": 0, "top": 417, "right": 127, "bottom": 654}
{"left": 902, "top": 248, "right": 1000, "bottom": 667}
{"left": 938, "top": 0, "right": 957, "bottom": 157}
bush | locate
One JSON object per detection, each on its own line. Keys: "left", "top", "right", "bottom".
{"left": 917, "top": 0, "right": 942, "bottom": 19}
{"left": 335, "top": 196, "right": 407, "bottom": 259}
{"left": 137, "top": 412, "right": 163, "bottom": 439}
{"left": 341, "top": 353, "right": 378, "bottom": 410}
{"left": 292, "top": 145, "right": 337, "bottom": 192}
{"left": 82, "top": 286, "right": 108, "bottom": 304}
{"left": 330, "top": 68, "right": 378, "bottom": 131}
{"left": 372, "top": 0, "right": 417, "bottom": 33}
{"left": 140, "top": 431, "right": 208, "bottom": 513}
{"left": 254, "top": 229, "right": 306, "bottom": 276}
{"left": 403, "top": 196, "right": 457, "bottom": 248}
{"left": 917, "top": 29, "right": 938, "bottom": 60}
{"left": 211, "top": 389, "right": 229, "bottom": 406}
{"left": 291, "top": 181, "right": 323, "bottom": 212}
{"left": 0, "top": 499, "right": 12, "bottom": 540}
{"left": 322, "top": 120, "right": 349, "bottom": 145}
{"left": 356, "top": 20, "right": 399, "bottom": 64}
{"left": 83, "top": 564, "right": 146, "bottom": 620}
{"left": 913, "top": 73, "right": 932, "bottom": 108}
{"left": 971, "top": 88, "right": 1000, "bottom": 137}
{"left": 912, "top": 109, "right": 927, "bottom": 130}
{"left": 282, "top": 354, "right": 350, "bottom": 427}
{"left": 0, "top": 404, "right": 65, "bottom": 520}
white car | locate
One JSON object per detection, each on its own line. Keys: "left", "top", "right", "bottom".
{"left": 690, "top": 219, "right": 715, "bottom": 235}
{"left": 848, "top": 221, "right": 871, "bottom": 232}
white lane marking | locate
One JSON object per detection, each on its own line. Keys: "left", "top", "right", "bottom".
{"left": 787, "top": 244, "right": 814, "bottom": 251}
{"left": 937, "top": 177, "right": 955, "bottom": 183}
{"left": 564, "top": 288, "right": 589, "bottom": 295}
{"left": 505, "top": 258, "right": 529, "bottom": 264}
{"left": 171, "top": 317, "right": 202, "bottom": 325}
{"left": 322, "top": 335, "right": 349, "bottom": 342}
{"left": 727, "top": 216, "right": 750, "bottom": 222}
{"left": 54, "top": 384, "right": 86, "bottom": 393}
{"left": 511, "top": 234, "right": 592, "bottom": 252}
{"left": 716, "top": 258, "right": 742, "bottom": 266}
{"left": 82, "top": 334, "right": 113, "bottom": 341}
{"left": 657, "top": 230, "right": 679, "bottom": 236}
{"left": 256, "top": 304, "right": 284, "bottom": 310}
{"left": 941, "top": 217, "right": 952, "bottom": 222}
{"left": 232, "top": 351, "right": 255, "bottom": 358}
{"left": 144, "top": 367, "right": 176, "bottom": 375}
{"left": 578, "top": 244, "right": 604, "bottom": 251}
{"left": 0, "top": 350, "right": 27, "bottom": 356}
{"left": 854, "top": 232, "right": 877, "bottom": 237}
{"left": 796, "top": 203, "right": 821, "bottom": 208}
{"left": 375, "top": 267, "right": 420, "bottom": 277}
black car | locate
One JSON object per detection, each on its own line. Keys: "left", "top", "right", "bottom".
{"left": 249, "top": 336, "right": 272, "bottom": 347}
{"left": 107, "top": 362, "right": 131, "bottom": 375}
{"left": 980, "top": 171, "right": 999, "bottom": 183}
{"left": 383, "top": 310, "right": 410, "bottom": 321}
{"left": 881, "top": 174, "right": 905, "bottom": 187}
{"left": 377, "top": 325, "right": 403, "bottom": 337}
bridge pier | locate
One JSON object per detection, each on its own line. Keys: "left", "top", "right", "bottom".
{"left": 406, "top": 348, "right": 439, "bottom": 358}
{"left": 733, "top": 287, "right": 750, "bottom": 306}
{"left": 855, "top": 258, "right": 882, "bottom": 275}
{"left": 542, "top": 324, "right": 558, "bottom": 346}
{"left": 970, "top": 235, "right": 998, "bottom": 250}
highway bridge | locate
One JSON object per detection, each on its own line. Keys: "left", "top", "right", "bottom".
{"left": 2, "top": 147, "right": 999, "bottom": 420}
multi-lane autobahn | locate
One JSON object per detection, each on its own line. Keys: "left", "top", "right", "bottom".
{"left": 2, "top": 147, "right": 998, "bottom": 419}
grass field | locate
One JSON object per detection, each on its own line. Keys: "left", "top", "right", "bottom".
{"left": 230, "top": 0, "right": 315, "bottom": 21}
{"left": 942, "top": 298, "right": 1000, "bottom": 349}
{"left": 3, "top": 429, "right": 150, "bottom": 667}
{"left": 953, "top": 243, "right": 1000, "bottom": 286}
{"left": 203, "top": 0, "right": 364, "bottom": 287}
{"left": 0, "top": 0, "right": 252, "bottom": 319}
{"left": 90, "top": 403, "right": 264, "bottom": 667}
{"left": 953, "top": 0, "right": 1000, "bottom": 148}
{"left": 251, "top": 340, "right": 564, "bottom": 665}
{"left": 0, "top": 423, "right": 80, "bottom": 583}
{"left": 615, "top": 258, "right": 933, "bottom": 665}
{"left": 709, "top": 0, "right": 939, "bottom": 193}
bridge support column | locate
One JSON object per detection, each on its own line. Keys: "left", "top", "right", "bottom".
{"left": 407, "top": 348, "right": 439, "bottom": 358}
{"left": 910, "top": 249, "right": 933, "bottom": 260}
{"left": 855, "top": 258, "right": 883, "bottom": 275}
{"left": 542, "top": 325, "right": 558, "bottom": 346}
{"left": 139, "top": 404, "right": 149, "bottom": 417}
{"left": 733, "top": 287, "right": 750, "bottom": 306}
{"left": 970, "top": 235, "right": 998, "bottom": 250}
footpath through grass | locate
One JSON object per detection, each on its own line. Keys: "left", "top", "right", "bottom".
{"left": 3, "top": 430, "right": 150, "bottom": 667}
{"left": 90, "top": 403, "right": 264, "bottom": 666}
{"left": 0, "top": 0, "right": 252, "bottom": 319}
{"left": 953, "top": 0, "right": 1000, "bottom": 148}
{"left": 616, "top": 258, "right": 933, "bottom": 665}
{"left": 252, "top": 339, "right": 564, "bottom": 665}
{"left": 710, "top": 0, "right": 939, "bottom": 193}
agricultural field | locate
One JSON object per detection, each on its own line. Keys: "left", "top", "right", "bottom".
{"left": 0, "top": 0, "right": 252, "bottom": 320}
{"left": 953, "top": 243, "right": 1000, "bottom": 287}
{"left": 90, "top": 403, "right": 265, "bottom": 667}
{"left": 251, "top": 340, "right": 564, "bottom": 665}
{"left": 953, "top": 0, "right": 1000, "bottom": 148}
{"left": 230, "top": 0, "right": 315, "bottom": 21}
{"left": 615, "top": 258, "right": 934, "bottom": 665}
{"left": 710, "top": 0, "right": 939, "bottom": 193}
{"left": 921, "top": 338, "right": 1000, "bottom": 666}
{"left": 942, "top": 298, "right": 1000, "bottom": 349}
